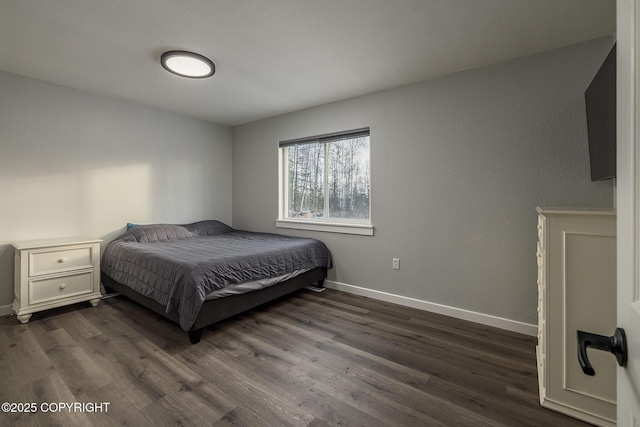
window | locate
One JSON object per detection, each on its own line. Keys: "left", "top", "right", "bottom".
{"left": 278, "top": 128, "right": 372, "bottom": 235}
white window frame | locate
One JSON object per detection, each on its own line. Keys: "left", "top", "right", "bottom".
{"left": 277, "top": 128, "right": 373, "bottom": 236}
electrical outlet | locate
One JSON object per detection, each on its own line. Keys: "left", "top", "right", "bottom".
{"left": 393, "top": 258, "right": 400, "bottom": 270}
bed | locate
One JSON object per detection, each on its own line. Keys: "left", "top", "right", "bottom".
{"left": 100, "top": 220, "right": 332, "bottom": 343}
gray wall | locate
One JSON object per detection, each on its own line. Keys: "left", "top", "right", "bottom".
{"left": 232, "top": 37, "right": 615, "bottom": 325}
{"left": 0, "top": 71, "right": 233, "bottom": 310}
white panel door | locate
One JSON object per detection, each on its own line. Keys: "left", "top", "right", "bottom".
{"left": 617, "top": 0, "right": 640, "bottom": 423}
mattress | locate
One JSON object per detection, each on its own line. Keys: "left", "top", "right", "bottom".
{"left": 203, "top": 268, "right": 309, "bottom": 300}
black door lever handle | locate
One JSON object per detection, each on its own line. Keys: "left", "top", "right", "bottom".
{"left": 577, "top": 328, "right": 627, "bottom": 376}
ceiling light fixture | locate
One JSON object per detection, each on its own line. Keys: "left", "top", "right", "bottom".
{"left": 161, "top": 50, "right": 215, "bottom": 79}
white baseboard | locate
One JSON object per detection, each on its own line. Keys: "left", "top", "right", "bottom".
{"left": 1, "top": 283, "right": 536, "bottom": 336}
{"left": 0, "top": 304, "right": 13, "bottom": 317}
{"left": 324, "top": 280, "right": 537, "bottom": 336}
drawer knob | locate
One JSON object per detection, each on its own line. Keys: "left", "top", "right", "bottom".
{"left": 57, "top": 258, "right": 67, "bottom": 263}
{"left": 59, "top": 283, "right": 66, "bottom": 290}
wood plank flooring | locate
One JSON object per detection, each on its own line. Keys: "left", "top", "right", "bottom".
{"left": 0, "top": 289, "right": 591, "bottom": 426}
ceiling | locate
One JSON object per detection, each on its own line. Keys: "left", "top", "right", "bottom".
{"left": 0, "top": 0, "right": 615, "bottom": 126}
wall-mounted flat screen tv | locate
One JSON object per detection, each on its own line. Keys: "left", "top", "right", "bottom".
{"left": 585, "top": 43, "right": 616, "bottom": 181}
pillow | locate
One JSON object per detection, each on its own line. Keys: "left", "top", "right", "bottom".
{"left": 185, "top": 220, "right": 234, "bottom": 236}
{"left": 124, "top": 224, "right": 197, "bottom": 243}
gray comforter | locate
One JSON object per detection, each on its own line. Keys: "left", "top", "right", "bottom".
{"left": 101, "top": 220, "right": 332, "bottom": 330}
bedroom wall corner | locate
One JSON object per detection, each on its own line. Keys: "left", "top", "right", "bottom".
{"left": 0, "top": 71, "right": 233, "bottom": 309}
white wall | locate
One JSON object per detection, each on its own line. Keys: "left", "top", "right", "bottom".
{"left": 0, "top": 71, "right": 232, "bottom": 310}
{"left": 232, "top": 37, "right": 615, "bottom": 327}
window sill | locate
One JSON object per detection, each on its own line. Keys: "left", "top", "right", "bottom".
{"left": 276, "top": 219, "right": 374, "bottom": 236}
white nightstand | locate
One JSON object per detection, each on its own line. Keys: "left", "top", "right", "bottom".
{"left": 12, "top": 237, "right": 103, "bottom": 323}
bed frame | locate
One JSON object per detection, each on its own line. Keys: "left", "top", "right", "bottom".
{"left": 101, "top": 267, "right": 327, "bottom": 344}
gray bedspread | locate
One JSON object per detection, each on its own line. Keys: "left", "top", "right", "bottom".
{"left": 101, "top": 220, "right": 332, "bottom": 330}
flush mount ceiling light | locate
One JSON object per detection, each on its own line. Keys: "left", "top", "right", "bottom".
{"left": 161, "top": 50, "right": 215, "bottom": 79}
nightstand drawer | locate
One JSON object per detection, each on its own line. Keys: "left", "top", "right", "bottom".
{"left": 29, "top": 246, "right": 93, "bottom": 277}
{"left": 29, "top": 271, "right": 93, "bottom": 305}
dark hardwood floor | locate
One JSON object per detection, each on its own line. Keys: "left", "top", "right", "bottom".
{"left": 0, "top": 289, "right": 591, "bottom": 426}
